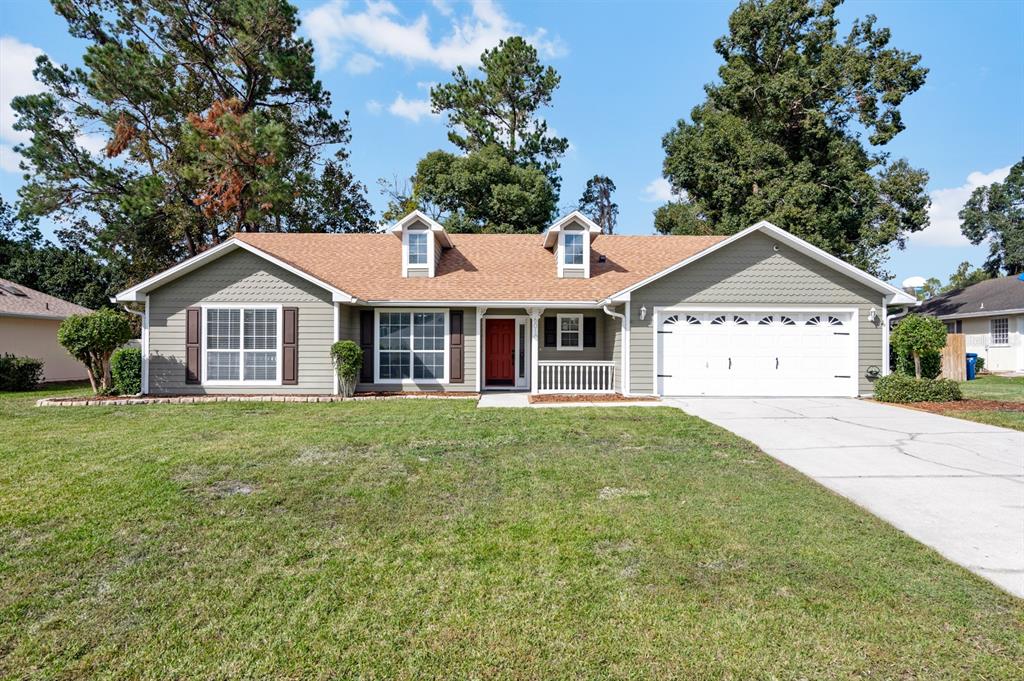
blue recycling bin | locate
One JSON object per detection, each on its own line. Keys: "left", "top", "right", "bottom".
{"left": 966, "top": 353, "right": 978, "bottom": 380}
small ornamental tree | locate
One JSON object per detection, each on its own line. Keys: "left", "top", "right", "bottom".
{"left": 890, "top": 314, "right": 947, "bottom": 379}
{"left": 57, "top": 309, "right": 133, "bottom": 393}
{"left": 330, "top": 340, "right": 363, "bottom": 397}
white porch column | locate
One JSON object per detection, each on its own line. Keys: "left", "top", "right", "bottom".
{"left": 142, "top": 295, "right": 150, "bottom": 395}
{"left": 475, "top": 307, "right": 486, "bottom": 392}
{"left": 528, "top": 307, "right": 544, "bottom": 394}
{"left": 622, "top": 301, "right": 631, "bottom": 396}
{"left": 332, "top": 302, "right": 340, "bottom": 395}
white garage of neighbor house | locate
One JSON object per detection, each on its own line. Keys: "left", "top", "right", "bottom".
{"left": 0, "top": 277, "right": 92, "bottom": 383}
{"left": 115, "top": 213, "right": 915, "bottom": 398}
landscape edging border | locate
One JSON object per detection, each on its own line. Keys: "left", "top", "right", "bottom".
{"left": 36, "top": 394, "right": 479, "bottom": 407}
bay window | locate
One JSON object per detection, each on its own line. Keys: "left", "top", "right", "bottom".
{"left": 204, "top": 307, "right": 280, "bottom": 383}
{"left": 377, "top": 310, "right": 447, "bottom": 381}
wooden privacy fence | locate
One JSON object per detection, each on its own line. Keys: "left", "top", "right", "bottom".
{"left": 940, "top": 333, "right": 966, "bottom": 381}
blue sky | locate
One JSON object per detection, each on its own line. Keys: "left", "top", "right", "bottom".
{"left": 1, "top": 0, "right": 1022, "bottom": 286}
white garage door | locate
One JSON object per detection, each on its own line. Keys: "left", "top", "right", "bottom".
{"left": 657, "top": 310, "right": 858, "bottom": 397}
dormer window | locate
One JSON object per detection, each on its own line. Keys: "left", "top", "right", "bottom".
{"left": 563, "top": 232, "right": 584, "bottom": 265}
{"left": 408, "top": 231, "right": 428, "bottom": 265}
{"left": 390, "top": 210, "right": 452, "bottom": 278}
{"left": 543, "top": 211, "right": 601, "bottom": 279}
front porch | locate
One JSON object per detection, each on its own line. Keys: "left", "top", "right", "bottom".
{"left": 477, "top": 306, "right": 625, "bottom": 395}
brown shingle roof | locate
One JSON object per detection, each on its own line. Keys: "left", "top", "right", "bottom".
{"left": 231, "top": 232, "right": 727, "bottom": 303}
{"left": 0, "top": 277, "right": 92, "bottom": 319}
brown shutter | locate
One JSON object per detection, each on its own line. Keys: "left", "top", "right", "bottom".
{"left": 359, "top": 310, "right": 374, "bottom": 382}
{"left": 282, "top": 307, "right": 298, "bottom": 385}
{"left": 449, "top": 310, "right": 464, "bottom": 383}
{"left": 544, "top": 316, "right": 557, "bottom": 347}
{"left": 583, "top": 317, "right": 597, "bottom": 348}
{"left": 185, "top": 307, "right": 201, "bottom": 384}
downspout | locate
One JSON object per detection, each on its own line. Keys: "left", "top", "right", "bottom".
{"left": 882, "top": 299, "right": 914, "bottom": 377}
{"left": 117, "top": 300, "right": 146, "bottom": 396}
{"left": 602, "top": 304, "right": 628, "bottom": 395}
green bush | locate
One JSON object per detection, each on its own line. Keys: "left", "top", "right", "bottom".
{"left": 874, "top": 373, "right": 962, "bottom": 403}
{"left": 111, "top": 347, "right": 142, "bottom": 395}
{"left": 975, "top": 356, "right": 985, "bottom": 372}
{"left": 895, "top": 349, "right": 941, "bottom": 379}
{"left": 57, "top": 308, "right": 133, "bottom": 394}
{"left": 889, "top": 315, "right": 947, "bottom": 379}
{"left": 0, "top": 354, "right": 44, "bottom": 391}
{"left": 330, "top": 340, "right": 363, "bottom": 397}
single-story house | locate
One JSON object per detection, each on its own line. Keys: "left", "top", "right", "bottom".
{"left": 0, "top": 277, "right": 91, "bottom": 383}
{"left": 113, "top": 211, "right": 916, "bottom": 397}
{"left": 917, "top": 275, "right": 1024, "bottom": 373}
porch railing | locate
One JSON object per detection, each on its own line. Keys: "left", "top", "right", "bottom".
{"left": 537, "top": 361, "right": 616, "bottom": 393}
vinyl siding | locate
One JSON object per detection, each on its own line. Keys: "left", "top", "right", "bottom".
{"left": 346, "top": 305, "right": 478, "bottom": 392}
{"left": 629, "top": 232, "right": 885, "bottom": 396}
{"left": 606, "top": 305, "right": 623, "bottom": 392}
{"left": 148, "top": 249, "right": 335, "bottom": 394}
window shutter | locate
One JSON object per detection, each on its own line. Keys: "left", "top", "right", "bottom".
{"left": 185, "top": 307, "right": 201, "bottom": 384}
{"left": 544, "top": 316, "right": 557, "bottom": 347}
{"left": 359, "top": 310, "right": 374, "bottom": 382}
{"left": 282, "top": 307, "right": 298, "bottom": 385}
{"left": 449, "top": 310, "right": 464, "bottom": 383}
{"left": 583, "top": 317, "right": 597, "bottom": 348}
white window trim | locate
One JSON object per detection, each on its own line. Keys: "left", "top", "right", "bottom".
{"left": 402, "top": 228, "right": 435, "bottom": 277}
{"left": 990, "top": 317, "right": 1010, "bottom": 347}
{"left": 373, "top": 308, "right": 450, "bottom": 384}
{"left": 200, "top": 303, "right": 283, "bottom": 386}
{"left": 556, "top": 229, "right": 589, "bottom": 278}
{"left": 556, "top": 313, "right": 584, "bottom": 351}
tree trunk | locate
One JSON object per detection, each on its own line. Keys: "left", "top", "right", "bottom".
{"left": 913, "top": 351, "right": 922, "bottom": 379}
{"left": 85, "top": 366, "right": 98, "bottom": 394}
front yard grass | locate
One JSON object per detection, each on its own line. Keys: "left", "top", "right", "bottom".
{"left": 1, "top": 386, "right": 1022, "bottom": 678}
{"left": 936, "top": 375, "right": 1024, "bottom": 431}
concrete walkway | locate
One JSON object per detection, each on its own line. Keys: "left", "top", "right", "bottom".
{"left": 666, "top": 397, "right": 1024, "bottom": 597}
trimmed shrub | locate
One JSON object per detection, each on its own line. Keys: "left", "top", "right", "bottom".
{"left": 0, "top": 354, "right": 44, "bottom": 391}
{"left": 975, "top": 356, "right": 986, "bottom": 372}
{"left": 875, "top": 373, "right": 962, "bottom": 403}
{"left": 111, "top": 347, "right": 142, "bottom": 395}
{"left": 895, "top": 349, "right": 941, "bottom": 379}
{"left": 330, "top": 340, "right": 363, "bottom": 397}
{"left": 57, "top": 308, "right": 133, "bottom": 394}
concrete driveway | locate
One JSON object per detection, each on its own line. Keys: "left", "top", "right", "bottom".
{"left": 666, "top": 397, "right": 1024, "bottom": 598}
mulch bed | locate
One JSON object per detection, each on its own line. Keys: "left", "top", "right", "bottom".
{"left": 37, "top": 391, "right": 479, "bottom": 407}
{"left": 897, "top": 399, "right": 1024, "bottom": 414}
{"left": 528, "top": 393, "right": 659, "bottom": 404}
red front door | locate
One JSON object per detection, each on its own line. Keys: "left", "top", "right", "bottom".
{"left": 486, "top": 319, "right": 516, "bottom": 385}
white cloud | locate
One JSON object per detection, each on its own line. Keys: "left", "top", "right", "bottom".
{"left": 431, "top": 0, "right": 454, "bottom": 16}
{"left": 0, "top": 144, "right": 22, "bottom": 173}
{"left": 642, "top": 177, "right": 684, "bottom": 203}
{"left": 303, "top": 0, "right": 565, "bottom": 71}
{"left": 0, "top": 36, "right": 46, "bottom": 154}
{"left": 911, "top": 165, "right": 1013, "bottom": 247}
{"left": 344, "top": 52, "right": 381, "bottom": 74}
{"left": 75, "top": 133, "right": 108, "bottom": 156}
{"left": 365, "top": 99, "right": 383, "bottom": 115}
{"left": 388, "top": 93, "right": 437, "bottom": 123}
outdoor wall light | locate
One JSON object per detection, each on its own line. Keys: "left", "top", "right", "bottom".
{"left": 640, "top": 306, "right": 647, "bottom": 320}
{"left": 868, "top": 307, "right": 878, "bottom": 323}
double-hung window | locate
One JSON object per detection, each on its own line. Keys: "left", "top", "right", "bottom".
{"left": 563, "top": 232, "right": 584, "bottom": 265}
{"left": 378, "top": 311, "right": 446, "bottom": 381}
{"left": 557, "top": 313, "right": 582, "bottom": 350}
{"left": 408, "top": 232, "right": 428, "bottom": 265}
{"left": 205, "top": 307, "right": 279, "bottom": 383}
{"left": 990, "top": 317, "right": 1009, "bottom": 346}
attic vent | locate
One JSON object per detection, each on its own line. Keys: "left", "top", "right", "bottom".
{"left": 0, "top": 283, "right": 28, "bottom": 297}
{"left": 598, "top": 254, "right": 606, "bottom": 263}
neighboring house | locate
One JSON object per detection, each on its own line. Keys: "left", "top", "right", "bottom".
{"left": 918, "top": 275, "right": 1024, "bottom": 373}
{"left": 114, "top": 211, "right": 915, "bottom": 398}
{"left": 0, "top": 277, "right": 92, "bottom": 382}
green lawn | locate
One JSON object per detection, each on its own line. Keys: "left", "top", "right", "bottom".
{"left": 962, "top": 374, "right": 1024, "bottom": 402}
{"left": 2, "top": 386, "right": 1022, "bottom": 679}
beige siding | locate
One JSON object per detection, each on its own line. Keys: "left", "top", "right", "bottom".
{"left": 346, "top": 306, "right": 477, "bottom": 392}
{"left": 537, "top": 309, "right": 613, "bottom": 361}
{"left": 148, "top": 249, "right": 335, "bottom": 394}
{"left": 629, "top": 232, "right": 885, "bottom": 396}
{"left": 0, "top": 316, "right": 89, "bottom": 382}
{"left": 960, "top": 314, "right": 1024, "bottom": 372}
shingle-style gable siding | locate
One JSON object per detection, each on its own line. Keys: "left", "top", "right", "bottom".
{"left": 629, "top": 232, "right": 884, "bottom": 395}
{"left": 148, "top": 249, "right": 335, "bottom": 394}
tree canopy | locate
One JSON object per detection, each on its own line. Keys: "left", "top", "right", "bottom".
{"left": 659, "top": 0, "right": 930, "bottom": 276}
{"left": 11, "top": 0, "right": 373, "bottom": 286}
{"left": 430, "top": 36, "right": 568, "bottom": 187}
{"left": 959, "top": 158, "right": 1024, "bottom": 275}
{"left": 578, "top": 176, "right": 618, "bottom": 234}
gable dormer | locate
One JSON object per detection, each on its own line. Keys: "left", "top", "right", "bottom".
{"left": 390, "top": 210, "right": 452, "bottom": 278}
{"left": 543, "top": 212, "right": 601, "bottom": 279}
